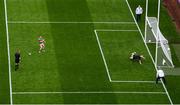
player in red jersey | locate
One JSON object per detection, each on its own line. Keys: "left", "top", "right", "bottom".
{"left": 38, "top": 36, "right": 46, "bottom": 53}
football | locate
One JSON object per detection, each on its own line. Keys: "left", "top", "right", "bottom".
{"left": 28, "top": 53, "right": 31, "bottom": 55}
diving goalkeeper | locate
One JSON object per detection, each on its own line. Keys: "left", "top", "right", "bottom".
{"left": 130, "top": 52, "right": 145, "bottom": 64}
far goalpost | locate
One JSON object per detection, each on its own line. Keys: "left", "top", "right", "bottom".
{"left": 144, "top": 0, "right": 174, "bottom": 68}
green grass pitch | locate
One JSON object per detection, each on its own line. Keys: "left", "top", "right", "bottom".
{"left": 0, "top": 0, "right": 180, "bottom": 104}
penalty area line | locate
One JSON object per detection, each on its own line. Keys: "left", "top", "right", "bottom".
{"left": 12, "top": 91, "right": 166, "bottom": 95}
{"left": 4, "top": 0, "right": 13, "bottom": 104}
{"left": 7, "top": 21, "right": 135, "bottom": 24}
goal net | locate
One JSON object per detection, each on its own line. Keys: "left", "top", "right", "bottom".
{"left": 145, "top": 17, "right": 174, "bottom": 68}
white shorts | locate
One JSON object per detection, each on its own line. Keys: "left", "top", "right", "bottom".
{"left": 39, "top": 43, "right": 45, "bottom": 48}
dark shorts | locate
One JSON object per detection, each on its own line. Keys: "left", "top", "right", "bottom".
{"left": 15, "top": 59, "right": 20, "bottom": 63}
{"left": 133, "top": 55, "right": 141, "bottom": 60}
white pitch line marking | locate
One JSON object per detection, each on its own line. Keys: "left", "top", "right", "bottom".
{"left": 94, "top": 30, "right": 112, "bottom": 81}
{"left": 12, "top": 91, "right": 166, "bottom": 95}
{"left": 111, "top": 80, "right": 157, "bottom": 83}
{"left": 3, "top": 0, "right": 13, "bottom": 104}
{"left": 7, "top": 21, "right": 135, "bottom": 24}
{"left": 96, "top": 29, "right": 138, "bottom": 32}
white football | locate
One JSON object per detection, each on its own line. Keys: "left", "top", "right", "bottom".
{"left": 28, "top": 53, "right": 31, "bottom": 55}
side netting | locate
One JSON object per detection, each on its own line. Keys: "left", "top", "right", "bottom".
{"left": 145, "top": 17, "right": 174, "bottom": 68}
{"left": 145, "top": 17, "right": 157, "bottom": 43}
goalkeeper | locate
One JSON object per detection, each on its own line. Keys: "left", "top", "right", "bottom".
{"left": 130, "top": 52, "right": 145, "bottom": 64}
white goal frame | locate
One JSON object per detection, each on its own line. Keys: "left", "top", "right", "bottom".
{"left": 144, "top": 0, "right": 174, "bottom": 68}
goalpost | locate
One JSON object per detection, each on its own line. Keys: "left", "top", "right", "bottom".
{"left": 144, "top": 0, "right": 174, "bottom": 68}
